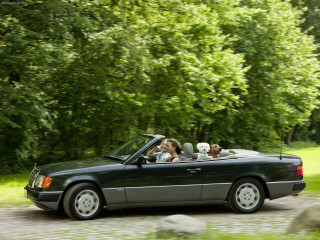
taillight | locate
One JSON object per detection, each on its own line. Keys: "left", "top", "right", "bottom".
{"left": 296, "top": 166, "right": 303, "bottom": 176}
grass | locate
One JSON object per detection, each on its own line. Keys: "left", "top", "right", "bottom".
{"left": 0, "top": 172, "right": 32, "bottom": 207}
{"left": 284, "top": 145, "right": 320, "bottom": 192}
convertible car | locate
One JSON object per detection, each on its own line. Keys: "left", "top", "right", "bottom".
{"left": 24, "top": 134, "right": 306, "bottom": 220}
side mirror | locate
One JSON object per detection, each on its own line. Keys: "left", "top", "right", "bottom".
{"left": 137, "top": 156, "right": 146, "bottom": 165}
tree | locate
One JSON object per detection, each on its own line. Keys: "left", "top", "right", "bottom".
{"left": 1, "top": 0, "right": 319, "bottom": 174}
{"left": 202, "top": 0, "right": 320, "bottom": 148}
{"left": 290, "top": 0, "right": 320, "bottom": 143}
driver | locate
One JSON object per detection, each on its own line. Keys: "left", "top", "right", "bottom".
{"left": 164, "top": 138, "right": 182, "bottom": 162}
{"left": 147, "top": 139, "right": 171, "bottom": 163}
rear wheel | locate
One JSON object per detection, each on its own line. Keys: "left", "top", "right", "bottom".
{"left": 63, "top": 183, "right": 104, "bottom": 220}
{"left": 227, "top": 178, "right": 265, "bottom": 213}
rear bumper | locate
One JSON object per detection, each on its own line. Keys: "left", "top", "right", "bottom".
{"left": 267, "top": 180, "right": 306, "bottom": 200}
{"left": 292, "top": 181, "right": 306, "bottom": 192}
{"left": 24, "top": 186, "right": 63, "bottom": 210}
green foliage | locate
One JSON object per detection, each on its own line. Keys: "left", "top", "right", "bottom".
{"left": 291, "top": 0, "right": 320, "bottom": 43}
{"left": 212, "top": 0, "right": 320, "bottom": 148}
{"left": 0, "top": 172, "right": 31, "bottom": 207}
{"left": 0, "top": 0, "right": 319, "bottom": 172}
{"left": 290, "top": 0, "right": 320, "bottom": 143}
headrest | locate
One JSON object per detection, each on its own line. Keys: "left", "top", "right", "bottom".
{"left": 182, "top": 143, "right": 194, "bottom": 155}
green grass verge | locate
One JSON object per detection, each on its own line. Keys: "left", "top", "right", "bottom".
{"left": 284, "top": 146, "right": 320, "bottom": 192}
{"left": 0, "top": 172, "right": 32, "bottom": 207}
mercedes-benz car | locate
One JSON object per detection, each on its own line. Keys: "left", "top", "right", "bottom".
{"left": 24, "top": 134, "right": 306, "bottom": 220}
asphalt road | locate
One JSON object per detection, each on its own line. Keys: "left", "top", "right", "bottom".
{"left": 0, "top": 193, "right": 319, "bottom": 239}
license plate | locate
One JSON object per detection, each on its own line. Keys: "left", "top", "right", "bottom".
{"left": 24, "top": 189, "right": 28, "bottom": 198}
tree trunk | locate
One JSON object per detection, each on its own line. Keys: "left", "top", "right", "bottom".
{"left": 286, "top": 125, "right": 296, "bottom": 145}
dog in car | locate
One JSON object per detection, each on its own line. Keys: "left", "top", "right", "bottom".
{"left": 208, "top": 144, "right": 222, "bottom": 158}
{"left": 197, "top": 142, "right": 210, "bottom": 156}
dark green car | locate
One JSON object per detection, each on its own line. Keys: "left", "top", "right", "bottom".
{"left": 24, "top": 134, "right": 305, "bottom": 220}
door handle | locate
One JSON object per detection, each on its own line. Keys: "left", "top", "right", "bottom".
{"left": 187, "top": 168, "right": 201, "bottom": 172}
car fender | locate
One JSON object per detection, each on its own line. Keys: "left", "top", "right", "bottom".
{"left": 62, "top": 175, "right": 101, "bottom": 188}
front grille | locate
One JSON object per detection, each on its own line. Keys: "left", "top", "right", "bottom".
{"left": 28, "top": 169, "right": 40, "bottom": 188}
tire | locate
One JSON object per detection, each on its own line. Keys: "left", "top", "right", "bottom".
{"left": 227, "top": 178, "right": 265, "bottom": 213}
{"left": 63, "top": 182, "right": 104, "bottom": 220}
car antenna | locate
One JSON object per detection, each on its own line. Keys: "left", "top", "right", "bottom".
{"left": 280, "top": 126, "right": 283, "bottom": 160}
{"left": 279, "top": 113, "right": 283, "bottom": 160}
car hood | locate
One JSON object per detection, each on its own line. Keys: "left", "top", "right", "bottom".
{"left": 37, "top": 157, "right": 122, "bottom": 175}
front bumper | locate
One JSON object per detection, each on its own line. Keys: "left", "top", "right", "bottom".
{"left": 24, "top": 186, "right": 63, "bottom": 210}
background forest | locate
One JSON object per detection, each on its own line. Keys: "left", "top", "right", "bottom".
{"left": 0, "top": 0, "right": 319, "bottom": 174}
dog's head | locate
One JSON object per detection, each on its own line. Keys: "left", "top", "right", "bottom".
{"left": 210, "top": 144, "right": 222, "bottom": 154}
{"left": 197, "top": 143, "right": 210, "bottom": 154}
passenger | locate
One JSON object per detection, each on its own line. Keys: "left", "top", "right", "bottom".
{"left": 164, "top": 138, "right": 182, "bottom": 162}
{"left": 147, "top": 139, "right": 171, "bottom": 163}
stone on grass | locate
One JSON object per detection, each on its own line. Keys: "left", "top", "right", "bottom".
{"left": 156, "top": 214, "right": 206, "bottom": 238}
{"left": 287, "top": 204, "right": 320, "bottom": 234}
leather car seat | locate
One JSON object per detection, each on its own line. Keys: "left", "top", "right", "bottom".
{"left": 179, "top": 143, "right": 197, "bottom": 161}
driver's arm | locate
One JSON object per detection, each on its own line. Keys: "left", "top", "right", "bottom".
{"left": 147, "top": 146, "right": 160, "bottom": 157}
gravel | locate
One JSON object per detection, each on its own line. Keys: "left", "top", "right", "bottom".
{"left": 0, "top": 193, "right": 319, "bottom": 239}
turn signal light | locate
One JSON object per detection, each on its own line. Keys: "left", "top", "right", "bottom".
{"left": 296, "top": 166, "right": 303, "bottom": 176}
{"left": 41, "top": 176, "right": 53, "bottom": 188}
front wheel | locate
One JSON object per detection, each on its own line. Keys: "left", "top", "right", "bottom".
{"left": 63, "top": 183, "right": 104, "bottom": 220}
{"left": 227, "top": 178, "right": 265, "bottom": 213}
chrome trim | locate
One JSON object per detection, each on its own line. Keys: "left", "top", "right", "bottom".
{"left": 124, "top": 184, "right": 202, "bottom": 189}
{"left": 123, "top": 183, "right": 232, "bottom": 190}
{"left": 28, "top": 169, "right": 40, "bottom": 188}
{"left": 202, "top": 183, "right": 232, "bottom": 186}
{"left": 41, "top": 191, "right": 64, "bottom": 194}
{"left": 266, "top": 181, "right": 299, "bottom": 184}
{"left": 102, "top": 187, "right": 125, "bottom": 191}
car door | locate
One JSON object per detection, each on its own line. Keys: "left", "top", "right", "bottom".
{"left": 124, "top": 161, "right": 203, "bottom": 203}
{"left": 200, "top": 159, "right": 235, "bottom": 201}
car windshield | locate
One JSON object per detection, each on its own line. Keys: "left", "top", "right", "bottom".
{"left": 105, "top": 135, "right": 155, "bottom": 161}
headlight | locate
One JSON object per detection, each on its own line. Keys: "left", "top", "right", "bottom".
{"left": 35, "top": 175, "right": 53, "bottom": 188}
